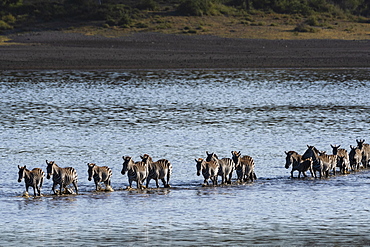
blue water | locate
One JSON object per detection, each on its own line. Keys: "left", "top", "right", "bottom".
{"left": 1, "top": 69, "right": 370, "bottom": 246}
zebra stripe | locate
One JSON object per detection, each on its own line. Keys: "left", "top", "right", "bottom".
{"left": 46, "top": 160, "right": 78, "bottom": 195}
{"left": 87, "top": 163, "right": 113, "bottom": 191}
{"left": 121, "top": 156, "right": 148, "bottom": 189}
{"left": 195, "top": 158, "right": 219, "bottom": 185}
{"left": 205, "top": 152, "right": 234, "bottom": 184}
{"left": 231, "top": 151, "right": 257, "bottom": 182}
{"left": 356, "top": 139, "right": 370, "bottom": 168}
{"left": 17, "top": 165, "right": 44, "bottom": 196}
{"left": 140, "top": 154, "right": 172, "bottom": 188}
{"left": 331, "top": 144, "right": 350, "bottom": 174}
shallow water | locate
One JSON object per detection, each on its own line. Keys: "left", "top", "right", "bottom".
{"left": 1, "top": 69, "right": 370, "bottom": 246}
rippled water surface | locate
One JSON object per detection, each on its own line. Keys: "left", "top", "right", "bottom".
{"left": 1, "top": 69, "right": 370, "bottom": 246}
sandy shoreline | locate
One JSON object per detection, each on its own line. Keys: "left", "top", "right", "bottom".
{"left": 0, "top": 31, "right": 369, "bottom": 70}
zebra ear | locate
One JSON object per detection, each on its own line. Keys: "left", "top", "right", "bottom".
{"left": 285, "top": 151, "right": 288, "bottom": 155}
{"left": 206, "top": 151, "right": 209, "bottom": 155}
{"left": 122, "top": 156, "right": 125, "bottom": 160}
{"left": 195, "top": 158, "right": 198, "bottom": 162}
{"left": 18, "top": 165, "right": 21, "bottom": 169}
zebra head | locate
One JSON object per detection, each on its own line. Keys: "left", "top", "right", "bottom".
{"left": 331, "top": 144, "right": 341, "bottom": 155}
{"left": 205, "top": 152, "right": 218, "bottom": 162}
{"left": 87, "top": 163, "right": 96, "bottom": 181}
{"left": 284, "top": 151, "right": 295, "bottom": 169}
{"left": 140, "top": 154, "right": 153, "bottom": 163}
{"left": 121, "top": 156, "right": 133, "bottom": 175}
{"left": 302, "top": 145, "right": 319, "bottom": 161}
{"left": 46, "top": 160, "right": 56, "bottom": 179}
{"left": 356, "top": 139, "right": 366, "bottom": 150}
{"left": 231, "top": 151, "right": 241, "bottom": 166}
{"left": 17, "top": 165, "right": 26, "bottom": 183}
{"left": 195, "top": 158, "right": 205, "bottom": 176}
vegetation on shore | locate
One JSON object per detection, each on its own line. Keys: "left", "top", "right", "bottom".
{"left": 0, "top": 0, "right": 369, "bottom": 39}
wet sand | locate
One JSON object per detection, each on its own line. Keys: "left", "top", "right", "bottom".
{"left": 0, "top": 31, "right": 369, "bottom": 70}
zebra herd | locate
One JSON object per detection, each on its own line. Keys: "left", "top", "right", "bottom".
{"left": 285, "top": 139, "right": 370, "bottom": 178}
{"left": 16, "top": 139, "right": 370, "bottom": 196}
{"left": 17, "top": 151, "right": 256, "bottom": 196}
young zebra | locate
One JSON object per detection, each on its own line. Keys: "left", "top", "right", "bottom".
{"left": 87, "top": 163, "right": 113, "bottom": 191}
{"left": 318, "top": 151, "right": 338, "bottom": 176}
{"left": 195, "top": 158, "right": 219, "bottom": 186}
{"left": 302, "top": 145, "right": 335, "bottom": 178}
{"left": 231, "top": 151, "right": 257, "bottom": 182}
{"left": 121, "top": 156, "right": 148, "bottom": 189}
{"left": 46, "top": 160, "right": 78, "bottom": 195}
{"left": 17, "top": 165, "right": 44, "bottom": 196}
{"left": 205, "top": 152, "right": 234, "bottom": 184}
{"left": 284, "top": 151, "right": 314, "bottom": 178}
{"left": 140, "top": 154, "right": 172, "bottom": 188}
{"left": 356, "top": 139, "right": 370, "bottom": 168}
{"left": 331, "top": 144, "right": 350, "bottom": 174}
{"left": 349, "top": 145, "right": 362, "bottom": 171}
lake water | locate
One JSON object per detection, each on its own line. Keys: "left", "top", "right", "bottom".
{"left": 1, "top": 69, "right": 370, "bottom": 246}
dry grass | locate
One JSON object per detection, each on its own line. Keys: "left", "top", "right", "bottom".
{"left": 65, "top": 13, "right": 370, "bottom": 40}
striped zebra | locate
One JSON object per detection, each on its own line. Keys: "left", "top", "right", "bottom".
{"left": 17, "top": 165, "right": 44, "bottom": 196}
{"left": 302, "top": 145, "right": 335, "bottom": 178}
{"left": 87, "top": 163, "right": 113, "bottom": 191}
{"left": 205, "top": 151, "right": 234, "bottom": 184}
{"left": 318, "top": 151, "right": 338, "bottom": 176}
{"left": 140, "top": 154, "right": 172, "bottom": 188}
{"left": 284, "top": 151, "right": 314, "bottom": 178}
{"left": 231, "top": 151, "right": 257, "bottom": 182}
{"left": 331, "top": 144, "right": 350, "bottom": 174}
{"left": 356, "top": 139, "right": 370, "bottom": 168}
{"left": 121, "top": 156, "right": 148, "bottom": 189}
{"left": 195, "top": 158, "right": 219, "bottom": 185}
{"left": 349, "top": 145, "right": 362, "bottom": 171}
{"left": 46, "top": 160, "right": 78, "bottom": 195}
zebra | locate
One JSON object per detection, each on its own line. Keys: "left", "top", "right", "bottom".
{"left": 349, "top": 145, "right": 362, "bottom": 171}
{"left": 195, "top": 158, "right": 219, "bottom": 186}
{"left": 337, "top": 155, "right": 350, "bottom": 174}
{"left": 331, "top": 144, "right": 350, "bottom": 174}
{"left": 87, "top": 163, "right": 113, "bottom": 191}
{"left": 284, "top": 151, "right": 313, "bottom": 178}
{"left": 302, "top": 145, "right": 335, "bottom": 178}
{"left": 46, "top": 160, "right": 78, "bottom": 195}
{"left": 231, "top": 151, "right": 257, "bottom": 182}
{"left": 121, "top": 156, "right": 148, "bottom": 189}
{"left": 318, "top": 151, "right": 338, "bottom": 176}
{"left": 140, "top": 154, "right": 172, "bottom": 188}
{"left": 356, "top": 139, "right": 370, "bottom": 168}
{"left": 17, "top": 165, "right": 44, "bottom": 196}
{"left": 205, "top": 151, "right": 234, "bottom": 184}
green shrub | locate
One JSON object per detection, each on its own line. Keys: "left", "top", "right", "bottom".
{"left": 176, "top": 0, "right": 214, "bottom": 16}
{"left": 0, "top": 20, "right": 13, "bottom": 30}
{"left": 305, "top": 15, "right": 319, "bottom": 26}
{"left": 2, "top": 14, "right": 16, "bottom": 24}
{"left": 136, "top": 0, "right": 158, "bottom": 11}
{"left": 294, "top": 22, "right": 320, "bottom": 32}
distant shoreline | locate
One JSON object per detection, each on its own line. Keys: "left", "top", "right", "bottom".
{"left": 0, "top": 31, "right": 369, "bottom": 70}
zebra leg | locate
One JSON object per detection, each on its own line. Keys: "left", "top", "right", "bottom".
{"left": 161, "top": 178, "right": 167, "bottom": 188}
{"left": 298, "top": 171, "right": 301, "bottom": 178}
{"left": 72, "top": 181, "right": 78, "bottom": 194}
{"left": 52, "top": 182, "right": 57, "bottom": 195}
{"left": 32, "top": 184, "right": 37, "bottom": 196}
{"left": 59, "top": 183, "right": 64, "bottom": 195}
